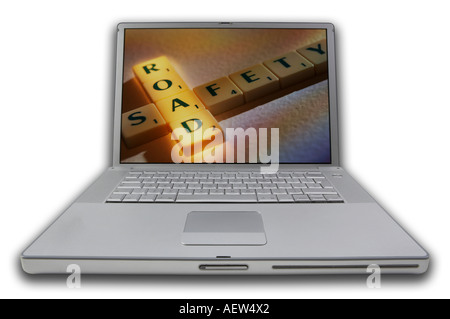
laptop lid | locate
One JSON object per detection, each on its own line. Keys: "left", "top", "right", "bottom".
{"left": 112, "top": 22, "right": 339, "bottom": 169}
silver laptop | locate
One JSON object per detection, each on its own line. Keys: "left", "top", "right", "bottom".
{"left": 21, "top": 22, "right": 429, "bottom": 275}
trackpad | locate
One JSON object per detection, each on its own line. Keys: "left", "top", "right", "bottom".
{"left": 181, "top": 211, "right": 267, "bottom": 246}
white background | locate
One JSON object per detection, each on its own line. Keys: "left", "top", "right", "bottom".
{"left": 1, "top": 0, "right": 449, "bottom": 299}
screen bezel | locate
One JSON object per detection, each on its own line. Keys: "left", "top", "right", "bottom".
{"left": 113, "top": 22, "right": 339, "bottom": 169}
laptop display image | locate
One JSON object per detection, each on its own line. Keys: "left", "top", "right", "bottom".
{"left": 120, "top": 28, "right": 330, "bottom": 164}
{"left": 21, "top": 23, "right": 429, "bottom": 275}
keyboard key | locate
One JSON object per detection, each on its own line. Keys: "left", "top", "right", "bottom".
{"left": 324, "top": 195, "right": 344, "bottom": 202}
{"left": 210, "top": 189, "right": 225, "bottom": 195}
{"left": 117, "top": 184, "right": 142, "bottom": 189}
{"left": 194, "top": 189, "right": 209, "bottom": 195}
{"left": 306, "top": 171, "right": 323, "bottom": 175}
{"left": 147, "top": 189, "right": 163, "bottom": 195}
{"left": 178, "top": 189, "right": 194, "bottom": 195}
{"left": 106, "top": 194, "right": 125, "bottom": 202}
{"left": 272, "top": 189, "right": 287, "bottom": 195}
{"left": 112, "top": 189, "right": 131, "bottom": 194}
{"left": 214, "top": 179, "right": 228, "bottom": 184}
{"left": 121, "top": 180, "right": 143, "bottom": 184}
{"left": 155, "top": 194, "right": 176, "bottom": 202}
{"left": 297, "top": 39, "right": 328, "bottom": 74}
{"left": 163, "top": 189, "right": 178, "bottom": 195}
{"left": 306, "top": 183, "right": 323, "bottom": 188}
{"left": 277, "top": 194, "right": 294, "bottom": 202}
{"left": 263, "top": 51, "right": 315, "bottom": 88}
{"left": 155, "top": 90, "right": 205, "bottom": 123}
{"left": 193, "top": 76, "right": 245, "bottom": 115}
{"left": 157, "top": 183, "right": 172, "bottom": 189}
{"left": 319, "top": 180, "right": 334, "bottom": 188}
{"left": 308, "top": 195, "right": 327, "bottom": 202}
{"left": 257, "top": 194, "right": 278, "bottom": 202}
{"left": 131, "top": 188, "right": 147, "bottom": 195}
{"left": 177, "top": 194, "right": 257, "bottom": 202}
{"left": 139, "top": 194, "right": 157, "bottom": 202}
{"left": 229, "top": 64, "right": 280, "bottom": 102}
{"left": 121, "top": 104, "right": 168, "bottom": 148}
{"left": 125, "top": 175, "right": 140, "bottom": 179}
{"left": 291, "top": 183, "right": 307, "bottom": 189}
{"left": 303, "top": 189, "right": 338, "bottom": 195}
{"left": 123, "top": 194, "right": 141, "bottom": 202}
{"left": 293, "top": 195, "right": 310, "bottom": 202}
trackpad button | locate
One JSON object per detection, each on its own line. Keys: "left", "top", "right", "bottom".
{"left": 181, "top": 211, "right": 267, "bottom": 246}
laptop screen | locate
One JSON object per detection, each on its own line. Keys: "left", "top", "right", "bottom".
{"left": 120, "top": 28, "right": 330, "bottom": 165}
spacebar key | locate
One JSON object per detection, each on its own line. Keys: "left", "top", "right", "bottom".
{"left": 176, "top": 195, "right": 257, "bottom": 202}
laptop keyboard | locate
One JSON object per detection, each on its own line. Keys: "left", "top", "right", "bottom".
{"left": 106, "top": 171, "right": 344, "bottom": 203}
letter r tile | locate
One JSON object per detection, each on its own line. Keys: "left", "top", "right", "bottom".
{"left": 133, "top": 56, "right": 174, "bottom": 84}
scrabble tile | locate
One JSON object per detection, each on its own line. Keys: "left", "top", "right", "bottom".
{"left": 168, "top": 109, "right": 223, "bottom": 154}
{"left": 263, "top": 51, "right": 315, "bottom": 88}
{"left": 297, "top": 39, "right": 328, "bottom": 74}
{"left": 155, "top": 90, "right": 205, "bottom": 123}
{"left": 193, "top": 76, "right": 244, "bottom": 115}
{"left": 143, "top": 72, "right": 189, "bottom": 102}
{"left": 132, "top": 56, "right": 174, "bottom": 84}
{"left": 121, "top": 104, "right": 168, "bottom": 148}
{"left": 229, "top": 64, "right": 280, "bottom": 102}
